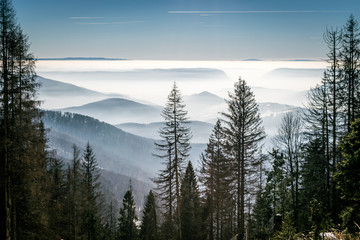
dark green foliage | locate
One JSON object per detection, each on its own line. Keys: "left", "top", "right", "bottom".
{"left": 0, "top": 0, "right": 49, "bottom": 239}
{"left": 118, "top": 188, "right": 139, "bottom": 240}
{"left": 273, "top": 212, "right": 301, "bottom": 240}
{"left": 81, "top": 142, "right": 102, "bottom": 240}
{"left": 336, "top": 118, "right": 360, "bottom": 234}
{"left": 199, "top": 120, "right": 233, "bottom": 240}
{"left": 180, "top": 161, "right": 202, "bottom": 240}
{"left": 222, "top": 77, "right": 265, "bottom": 240}
{"left": 140, "top": 190, "right": 158, "bottom": 240}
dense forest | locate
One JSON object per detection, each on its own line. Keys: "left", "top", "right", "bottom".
{"left": 1, "top": 0, "right": 360, "bottom": 239}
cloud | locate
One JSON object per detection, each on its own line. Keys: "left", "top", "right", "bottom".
{"left": 168, "top": 10, "right": 346, "bottom": 14}
{"left": 75, "top": 21, "right": 144, "bottom": 25}
{"left": 69, "top": 17, "right": 105, "bottom": 19}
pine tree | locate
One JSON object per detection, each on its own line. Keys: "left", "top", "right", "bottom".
{"left": 48, "top": 154, "right": 67, "bottom": 239}
{"left": 0, "top": 0, "right": 48, "bottom": 239}
{"left": 222, "top": 77, "right": 265, "bottom": 240}
{"left": 140, "top": 190, "right": 158, "bottom": 240}
{"left": 153, "top": 82, "right": 191, "bottom": 240}
{"left": 118, "top": 188, "right": 139, "bottom": 240}
{"left": 335, "top": 118, "right": 360, "bottom": 234}
{"left": 81, "top": 142, "right": 102, "bottom": 240}
{"left": 180, "top": 161, "right": 201, "bottom": 240}
{"left": 340, "top": 15, "right": 360, "bottom": 131}
{"left": 200, "top": 120, "right": 233, "bottom": 240}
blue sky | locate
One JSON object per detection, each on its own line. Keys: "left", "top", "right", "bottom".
{"left": 13, "top": 0, "right": 360, "bottom": 60}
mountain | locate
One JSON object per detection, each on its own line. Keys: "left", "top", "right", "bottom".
{"left": 42, "top": 111, "right": 206, "bottom": 177}
{"left": 116, "top": 121, "right": 214, "bottom": 144}
{"left": 38, "top": 76, "right": 124, "bottom": 109}
{"left": 183, "top": 91, "right": 226, "bottom": 122}
{"left": 61, "top": 98, "right": 163, "bottom": 124}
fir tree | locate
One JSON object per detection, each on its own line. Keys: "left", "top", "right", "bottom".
{"left": 154, "top": 82, "right": 191, "bottom": 240}
{"left": 118, "top": 188, "right": 139, "bottom": 240}
{"left": 222, "top": 77, "right": 265, "bottom": 240}
{"left": 140, "top": 190, "right": 158, "bottom": 240}
{"left": 81, "top": 142, "right": 102, "bottom": 240}
{"left": 335, "top": 118, "right": 360, "bottom": 234}
{"left": 180, "top": 161, "right": 201, "bottom": 240}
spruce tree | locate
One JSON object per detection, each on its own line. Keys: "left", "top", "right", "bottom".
{"left": 0, "top": 0, "right": 48, "bottom": 239}
{"left": 340, "top": 15, "right": 360, "bottom": 131}
{"left": 81, "top": 142, "right": 102, "bottom": 240}
{"left": 153, "top": 82, "right": 191, "bottom": 240}
{"left": 118, "top": 188, "right": 139, "bottom": 240}
{"left": 222, "top": 77, "right": 265, "bottom": 240}
{"left": 200, "top": 120, "right": 233, "bottom": 240}
{"left": 140, "top": 190, "right": 158, "bottom": 240}
{"left": 335, "top": 118, "right": 360, "bottom": 234}
{"left": 180, "top": 161, "right": 201, "bottom": 240}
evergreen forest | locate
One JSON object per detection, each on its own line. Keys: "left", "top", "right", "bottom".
{"left": 1, "top": 0, "right": 360, "bottom": 239}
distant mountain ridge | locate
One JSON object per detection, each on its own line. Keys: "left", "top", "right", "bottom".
{"left": 61, "top": 98, "right": 163, "bottom": 124}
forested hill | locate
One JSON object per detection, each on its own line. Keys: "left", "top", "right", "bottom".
{"left": 42, "top": 110, "right": 206, "bottom": 179}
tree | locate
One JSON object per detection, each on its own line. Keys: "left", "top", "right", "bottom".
{"left": 340, "top": 15, "right": 360, "bottom": 131}
{"left": 154, "top": 82, "right": 191, "bottom": 240}
{"left": 335, "top": 118, "right": 360, "bottom": 234}
{"left": 322, "top": 26, "right": 343, "bottom": 220}
{"left": 0, "top": 0, "right": 48, "bottom": 239}
{"left": 222, "top": 77, "right": 265, "bottom": 240}
{"left": 140, "top": 190, "right": 158, "bottom": 240}
{"left": 180, "top": 161, "right": 201, "bottom": 240}
{"left": 118, "top": 188, "right": 139, "bottom": 240}
{"left": 200, "top": 120, "right": 233, "bottom": 240}
{"left": 81, "top": 142, "right": 102, "bottom": 240}
{"left": 273, "top": 112, "right": 302, "bottom": 231}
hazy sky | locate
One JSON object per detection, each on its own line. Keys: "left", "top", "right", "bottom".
{"left": 13, "top": 0, "right": 360, "bottom": 60}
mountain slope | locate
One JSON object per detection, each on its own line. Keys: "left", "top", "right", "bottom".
{"left": 116, "top": 121, "right": 214, "bottom": 144}
{"left": 38, "top": 76, "right": 124, "bottom": 109}
{"left": 61, "top": 98, "right": 163, "bottom": 124}
{"left": 42, "top": 111, "right": 206, "bottom": 177}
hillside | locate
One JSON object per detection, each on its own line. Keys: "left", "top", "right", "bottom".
{"left": 61, "top": 98, "right": 163, "bottom": 124}
{"left": 116, "top": 121, "right": 214, "bottom": 144}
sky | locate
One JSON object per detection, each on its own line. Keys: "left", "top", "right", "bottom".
{"left": 12, "top": 0, "right": 360, "bottom": 60}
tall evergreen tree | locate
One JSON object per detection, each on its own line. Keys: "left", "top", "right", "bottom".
{"left": 154, "top": 82, "right": 191, "bottom": 240}
{"left": 81, "top": 142, "right": 102, "bottom": 240}
{"left": 180, "top": 161, "right": 201, "bottom": 240}
{"left": 118, "top": 188, "right": 139, "bottom": 240}
{"left": 0, "top": 0, "right": 48, "bottom": 239}
{"left": 341, "top": 15, "right": 360, "bottom": 131}
{"left": 222, "top": 77, "right": 265, "bottom": 240}
{"left": 335, "top": 118, "right": 360, "bottom": 234}
{"left": 200, "top": 120, "right": 233, "bottom": 240}
{"left": 140, "top": 190, "right": 158, "bottom": 240}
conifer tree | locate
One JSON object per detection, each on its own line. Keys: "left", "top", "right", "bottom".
{"left": 81, "top": 142, "right": 102, "bottom": 240}
{"left": 140, "top": 190, "right": 158, "bottom": 240}
{"left": 118, "top": 188, "right": 139, "bottom": 240}
{"left": 335, "top": 118, "right": 360, "bottom": 234}
{"left": 180, "top": 161, "right": 201, "bottom": 240}
{"left": 222, "top": 77, "right": 265, "bottom": 240}
{"left": 200, "top": 120, "right": 233, "bottom": 240}
{"left": 154, "top": 82, "right": 191, "bottom": 240}
{"left": 0, "top": 0, "right": 48, "bottom": 239}
{"left": 340, "top": 15, "right": 360, "bottom": 131}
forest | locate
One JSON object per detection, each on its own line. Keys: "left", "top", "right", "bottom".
{"left": 0, "top": 0, "right": 360, "bottom": 239}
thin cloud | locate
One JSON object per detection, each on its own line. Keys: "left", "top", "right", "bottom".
{"left": 76, "top": 21, "right": 144, "bottom": 25}
{"left": 69, "top": 17, "right": 105, "bottom": 19}
{"left": 168, "top": 10, "right": 346, "bottom": 14}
